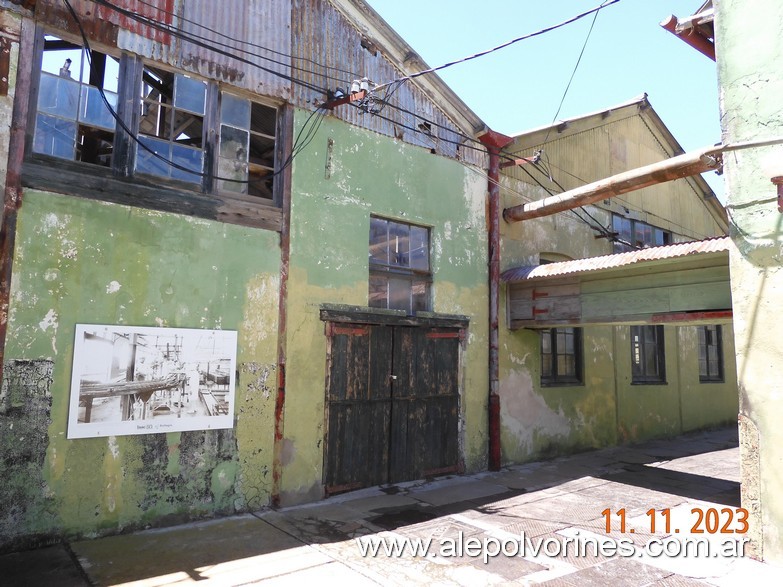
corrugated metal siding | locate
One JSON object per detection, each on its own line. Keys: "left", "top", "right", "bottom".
{"left": 292, "top": 0, "right": 485, "bottom": 166}
{"left": 34, "top": 0, "right": 484, "bottom": 166}
{"left": 502, "top": 115, "right": 724, "bottom": 240}
{"left": 176, "top": 0, "right": 292, "bottom": 100}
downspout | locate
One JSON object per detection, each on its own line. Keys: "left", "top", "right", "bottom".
{"left": 0, "top": 16, "right": 35, "bottom": 387}
{"left": 478, "top": 129, "right": 513, "bottom": 472}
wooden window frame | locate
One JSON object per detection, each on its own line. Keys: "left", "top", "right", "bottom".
{"left": 698, "top": 325, "right": 725, "bottom": 383}
{"left": 368, "top": 216, "right": 432, "bottom": 315}
{"left": 540, "top": 327, "right": 584, "bottom": 387}
{"left": 21, "top": 26, "right": 286, "bottom": 231}
{"left": 631, "top": 325, "right": 667, "bottom": 385}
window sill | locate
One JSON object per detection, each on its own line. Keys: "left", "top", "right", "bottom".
{"left": 320, "top": 304, "right": 469, "bottom": 328}
{"left": 541, "top": 380, "right": 584, "bottom": 388}
{"left": 21, "top": 157, "right": 282, "bottom": 232}
{"left": 631, "top": 380, "right": 668, "bottom": 386}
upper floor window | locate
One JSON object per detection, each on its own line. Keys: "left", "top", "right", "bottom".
{"left": 29, "top": 33, "right": 281, "bottom": 207}
{"left": 612, "top": 215, "right": 671, "bottom": 253}
{"left": 631, "top": 325, "right": 666, "bottom": 384}
{"left": 541, "top": 327, "right": 583, "bottom": 386}
{"left": 369, "top": 217, "right": 430, "bottom": 314}
{"left": 698, "top": 325, "right": 724, "bottom": 383}
{"left": 33, "top": 36, "right": 119, "bottom": 166}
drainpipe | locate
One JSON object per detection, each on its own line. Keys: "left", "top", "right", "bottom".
{"left": 478, "top": 129, "right": 513, "bottom": 472}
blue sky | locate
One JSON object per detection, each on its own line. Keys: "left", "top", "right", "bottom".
{"left": 364, "top": 0, "right": 723, "bottom": 199}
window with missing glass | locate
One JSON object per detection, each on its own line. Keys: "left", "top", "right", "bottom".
{"left": 541, "top": 327, "right": 583, "bottom": 386}
{"left": 369, "top": 217, "right": 430, "bottom": 314}
{"left": 27, "top": 31, "right": 283, "bottom": 220}
{"left": 698, "top": 325, "right": 724, "bottom": 383}
{"left": 631, "top": 325, "right": 666, "bottom": 384}
{"left": 33, "top": 35, "right": 119, "bottom": 167}
{"left": 612, "top": 215, "right": 671, "bottom": 253}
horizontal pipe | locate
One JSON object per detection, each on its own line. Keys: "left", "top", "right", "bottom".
{"left": 504, "top": 145, "right": 723, "bottom": 223}
{"left": 660, "top": 15, "right": 716, "bottom": 61}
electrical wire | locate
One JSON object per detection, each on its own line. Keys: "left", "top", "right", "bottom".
{"left": 89, "top": 0, "right": 330, "bottom": 94}
{"left": 373, "top": 0, "right": 623, "bottom": 91}
{"left": 542, "top": 1, "right": 605, "bottom": 145}
{"left": 129, "top": 0, "right": 364, "bottom": 82}
{"left": 61, "top": 0, "right": 329, "bottom": 187}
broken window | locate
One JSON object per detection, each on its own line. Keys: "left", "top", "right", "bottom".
{"left": 33, "top": 35, "right": 119, "bottom": 166}
{"left": 369, "top": 216, "right": 430, "bottom": 314}
{"left": 698, "top": 325, "right": 724, "bottom": 383}
{"left": 631, "top": 325, "right": 666, "bottom": 384}
{"left": 217, "top": 93, "right": 278, "bottom": 201}
{"left": 612, "top": 214, "right": 671, "bottom": 253}
{"left": 541, "top": 328, "right": 583, "bottom": 386}
{"left": 137, "top": 66, "right": 206, "bottom": 183}
{"left": 28, "top": 29, "right": 282, "bottom": 210}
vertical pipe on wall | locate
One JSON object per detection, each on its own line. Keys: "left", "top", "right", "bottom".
{"left": 271, "top": 104, "right": 295, "bottom": 507}
{"left": 478, "top": 129, "right": 513, "bottom": 471}
{"left": 0, "top": 17, "right": 35, "bottom": 386}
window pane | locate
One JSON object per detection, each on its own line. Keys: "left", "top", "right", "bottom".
{"left": 412, "top": 279, "right": 428, "bottom": 312}
{"left": 388, "top": 222, "right": 410, "bottom": 267}
{"left": 369, "top": 218, "right": 388, "bottom": 265}
{"left": 541, "top": 330, "right": 551, "bottom": 354}
{"left": 388, "top": 278, "right": 411, "bottom": 312}
{"left": 174, "top": 74, "right": 206, "bottom": 114}
{"left": 410, "top": 226, "right": 429, "bottom": 270}
{"left": 33, "top": 113, "right": 76, "bottom": 159}
{"left": 170, "top": 143, "right": 203, "bottom": 182}
{"left": 220, "top": 125, "right": 249, "bottom": 159}
{"left": 80, "top": 85, "right": 117, "bottom": 130}
{"left": 368, "top": 275, "right": 387, "bottom": 308}
{"left": 217, "top": 156, "right": 247, "bottom": 194}
{"left": 542, "top": 354, "right": 552, "bottom": 377}
{"left": 221, "top": 94, "right": 251, "bottom": 128}
{"left": 135, "top": 136, "right": 171, "bottom": 176}
{"left": 38, "top": 72, "right": 79, "bottom": 119}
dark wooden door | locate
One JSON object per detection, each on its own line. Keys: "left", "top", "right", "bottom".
{"left": 325, "top": 323, "right": 461, "bottom": 494}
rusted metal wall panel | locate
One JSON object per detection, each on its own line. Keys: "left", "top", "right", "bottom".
{"left": 34, "top": 0, "right": 483, "bottom": 166}
{"left": 176, "top": 0, "right": 293, "bottom": 100}
{"left": 292, "top": 0, "right": 484, "bottom": 166}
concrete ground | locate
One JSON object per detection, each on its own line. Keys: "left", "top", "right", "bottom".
{"left": 3, "top": 426, "right": 782, "bottom": 586}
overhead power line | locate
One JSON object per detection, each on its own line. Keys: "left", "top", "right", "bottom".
{"left": 373, "top": 0, "right": 623, "bottom": 92}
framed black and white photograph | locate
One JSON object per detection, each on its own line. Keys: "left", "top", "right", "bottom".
{"left": 67, "top": 324, "right": 237, "bottom": 439}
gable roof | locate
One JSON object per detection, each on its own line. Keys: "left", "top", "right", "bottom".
{"left": 503, "top": 94, "right": 728, "bottom": 231}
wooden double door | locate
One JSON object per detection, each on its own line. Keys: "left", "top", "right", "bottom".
{"left": 324, "top": 323, "right": 462, "bottom": 494}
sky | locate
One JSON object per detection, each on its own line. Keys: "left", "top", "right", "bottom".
{"left": 364, "top": 0, "right": 724, "bottom": 199}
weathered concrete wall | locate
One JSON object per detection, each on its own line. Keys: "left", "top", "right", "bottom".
{"left": 497, "top": 175, "right": 738, "bottom": 465}
{"left": 715, "top": 0, "right": 783, "bottom": 563}
{"left": 278, "top": 111, "right": 489, "bottom": 504}
{"left": 1, "top": 192, "right": 281, "bottom": 551}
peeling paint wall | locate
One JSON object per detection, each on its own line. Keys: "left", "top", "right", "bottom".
{"left": 715, "top": 0, "right": 783, "bottom": 564}
{"left": 1, "top": 192, "right": 281, "bottom": 551}
{"left": 278, "top": 111, "right": 489, "bottom": 505}
{"left": 497, "top": 157, "right": 737, "bottom": 465}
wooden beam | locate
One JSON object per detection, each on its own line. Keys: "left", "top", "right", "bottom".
{"left": 503, "top": 145, "right": 723, "bottom": 222}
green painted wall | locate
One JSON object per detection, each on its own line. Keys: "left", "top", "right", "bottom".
{"left": 497, "top": 173, "right": 738, "bottom": 465}
{"left": 716, "top": 0, "right": 783, "bottom": 563}
{"left": 278, "top": 110, "right": 489, "bottom": 504}
{"left": 1, "top": 192, "right": 281, "bottom": 549}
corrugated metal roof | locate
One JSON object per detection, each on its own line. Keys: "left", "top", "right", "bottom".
{"left": 501, "top": 236, "right": 730, "bottom": 282}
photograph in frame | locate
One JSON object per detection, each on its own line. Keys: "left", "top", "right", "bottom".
{"left": 67, "top": 324, "right": 237, "bottom": 439}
